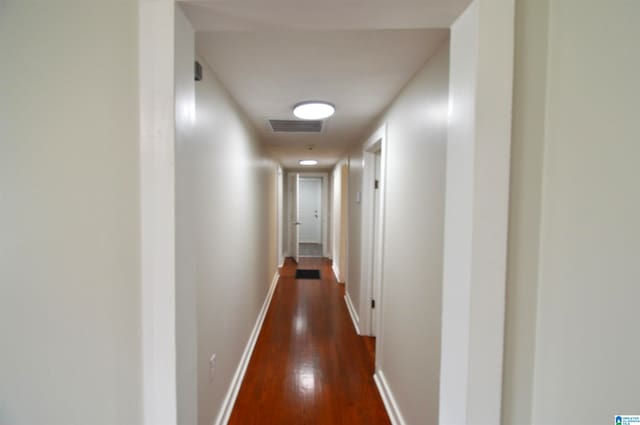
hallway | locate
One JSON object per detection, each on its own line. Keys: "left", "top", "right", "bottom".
{"left": 5, "top": 1, "right": 639, "bottom": 424}
{"left": 228, "top": 258, "right": 389, "bottom": 424}
{"left": 299, "top": 243, "right": 323, "bottom": 257}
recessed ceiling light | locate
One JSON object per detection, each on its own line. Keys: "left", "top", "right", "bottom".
{"left": 293, "top": 101, "right": 335, "bottom": 120}
{"left": 299, "top": 160, "right": 318, "bottom": 166}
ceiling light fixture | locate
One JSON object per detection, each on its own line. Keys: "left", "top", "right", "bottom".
{"left": 299, "top": 160, "right": 318, "bottom": 166}
{"left": 293, "top": 101, "right": 335, "bottom": 120}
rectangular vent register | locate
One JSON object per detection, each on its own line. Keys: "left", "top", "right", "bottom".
{"left": 269, "top": 120, "right": 322, "bottom": 133}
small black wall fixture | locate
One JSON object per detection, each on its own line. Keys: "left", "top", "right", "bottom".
{"left": 194, "top": 61, "right": 202, "bottom": 81}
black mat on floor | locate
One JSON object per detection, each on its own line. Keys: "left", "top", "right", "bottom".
{"left": 295, "top": 269, "right": 321, "bottom": 280}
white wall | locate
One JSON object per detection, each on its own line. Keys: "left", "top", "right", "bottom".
{"left": 501, "top": 1, "right": 640, "bottom": 424}
{"left": 175, "top": 6, "right": 198, "bottom": 425}
{"left": 346, "top": 39, "right": 450, "bottom": 424}
{"left": 283, "top": 173, "right": 291, "bottom": 256}
{"left": 377, "top": 41, "right": 449, "bottom": 425}
{"left": 501, "top": 0, "right": 548, "bottom": 422}
{"left": 439, "top": 0, "right": 514, "bottom": 423}
{"left": 0, "top": 1, "right": 142, "bottom": 424}
{"left": 174, "top": 18, "right": 280, "bottom": 425}
{"left": 139, "top": 1, "right": 178, "bottom": 422}
{"left": 338, "top": 164, "right": 349, "bottom": 282}
{"left": 346, "top": 149, "right": 364, "bottom": 315}
{"left": 277, "top": 166, "right": 284, "bottom": 267}
{"left": 438, "top": 8, "right": 476, "bottom": 422}
{"left": 331, "top": 160, "right": 348, "bottom": 282}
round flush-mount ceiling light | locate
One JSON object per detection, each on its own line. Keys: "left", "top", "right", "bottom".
{"left": 293, "top": 101, "right": 335, "bottom": 120}
{"left": 299, "top": 160, "right": 318, "bottom": 166}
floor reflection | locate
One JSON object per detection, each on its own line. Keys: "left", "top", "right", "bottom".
{"left": 294, "top": 314, "right": 306, "bottom": 334}
{"left": 296, "top": 365, "right": 316, "bottom": 394}
{"left": 228, "top": 258, "right": 390, "bottom": 424}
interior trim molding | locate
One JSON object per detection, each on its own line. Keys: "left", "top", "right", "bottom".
{"left": 332, "top": 262, "right": 343, "bottom": 283}
{"left": 213, "top": 270, "right": 280, "bottom": 425}
{"left": 374, "top": 370, "right": 406, "bottom": 425}
{"left": 343, "top": 292, "right": 360, "bottom": 335}
{"left": 358, "top": 122, "right": 388, "bottom": 337}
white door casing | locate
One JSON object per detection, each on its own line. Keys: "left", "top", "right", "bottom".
{"left": 277, "top": 167, "right": 284, "bottom": 267}
{"left": 371, "top": 150, "right": 383, "bottom": 337}
{"left": 359, "top": 123, "right": 388, "bottom": 342}
{"left": 292, "top": 173, "right": 300, "bottom": 262}
{"left": 299, "top": 178, "right": 322, "bottom": 244}
{"left": 287, "top": 172, "right": 330, "bottom": 259}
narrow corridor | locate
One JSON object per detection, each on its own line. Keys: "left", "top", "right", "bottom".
{"left": 228, "top": 258, "right": 390, "bottom": 424}
{"left": 299, "top": 243, "right": 323, "bottom": 257}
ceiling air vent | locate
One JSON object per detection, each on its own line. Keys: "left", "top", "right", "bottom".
{"left": 269, "top": 120, "right": 323, "bottom": 133}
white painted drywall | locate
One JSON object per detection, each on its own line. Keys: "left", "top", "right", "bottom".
{"left": 339, "top": 164, "right": 349, "bottom": 283}
{"left": 346, "top": 148, "right": 364, "bottom": 314}
{"left": 439, "top": 0, "right": 514, "bottom": 423}
{"left": 331, "top": 160, "right": 348, "bottom": 282}
{"left": 345, "top": 39, "right": 450, "bottom": 424}
{"left": 175, "top": 6, "right": 198, "bottom": 425}
{"left": 283, "top": 172, "right": 291, "bottom": 257}
{"left": 0, "top": 1, "right": 142, "bottom": 424}
{"left": 501, "top": 0, "right": 549, "bottom": 422}
{"left": 277, "top": 166, "right": 284, "bottom": 267}
{"left": 503, "top": 2, "right": 640, "bottom": 423}
{"left": 376, "top": 41, "right": 450, "bottom": 425}
{"left": 139, "top": 1, "right": 178, "bottom": 422}
{"left": 526, "top": 1, "right": 639, "bottom": 423}
{"left": 439, "top": 6, "right": 477, "bottom": 424}
{"left": 332, "top": 163, "right": 343, "bottom": 279}
{"left": 175, "top": 29, "right": 279, "bottom": 425}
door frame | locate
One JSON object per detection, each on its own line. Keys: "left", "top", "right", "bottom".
{"left": 140, "top": 2, "right": 514, "bottom": 423}
{"left": 298, "top": 177, "right": 323, "bottom": 245}
{"left": 139, "top": 1, "right": 177, "bottom": 423}
{"left": 359, "top": 123, "right": 388, "bottom": 338}
{"left": 331, "top": 160, "right": 350, "bottom": 283}
{"left": 276, "top": 166, "right": 284, "bottom": 267}
{"left": 287, "top": 171, "right": 330, "bottom": 259}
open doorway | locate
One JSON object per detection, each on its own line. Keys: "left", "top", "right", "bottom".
{"left": 370, "top": 149, "right": 383, "bottom": 335}
{"left": 359, "top": 124, "right": 387, "bottom": 341}
{"left": 299, "top": 177, "right": 323, "bottom": 257}
{"left": 287, "top": 172, "right": 330, "bottom": 261}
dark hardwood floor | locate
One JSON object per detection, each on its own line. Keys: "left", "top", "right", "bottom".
{"left": 228, "top": 257, "right": 390, "bottom": 425}
{"left": 363, "top": 336, "right": 376, "bottom": 370}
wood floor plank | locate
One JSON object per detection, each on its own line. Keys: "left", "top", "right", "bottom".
{"left": 228, "top": 258, "right": 390, "bottom": 425}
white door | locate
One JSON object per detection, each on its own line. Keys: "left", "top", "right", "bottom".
{"left": 371, "top": 150, "right": 382, "bottom": 336}
{"left": 299, "top": 178, "right": 322, "bottom": 243}
{"left": 292, "top": 173, "right": 300, "bottom": 263}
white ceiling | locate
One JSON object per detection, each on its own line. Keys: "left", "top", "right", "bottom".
{"left": 180, "top": 0, "right": 471, "bottom": 31}
{"left": 181, "top": 0, "right": 470, "bottom": 169}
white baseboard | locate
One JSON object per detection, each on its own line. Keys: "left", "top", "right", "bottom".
{"left": 332, "top": 263, "right": 342, "bottom": 283}
{"left": 343, "top": 291, "right": 360, "bottom": 335}
{"left": 374, "top": 371, "right": 406, "bottom": 425}
{"left": 213, "top": 271, "right": 280, "bottom": 425}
